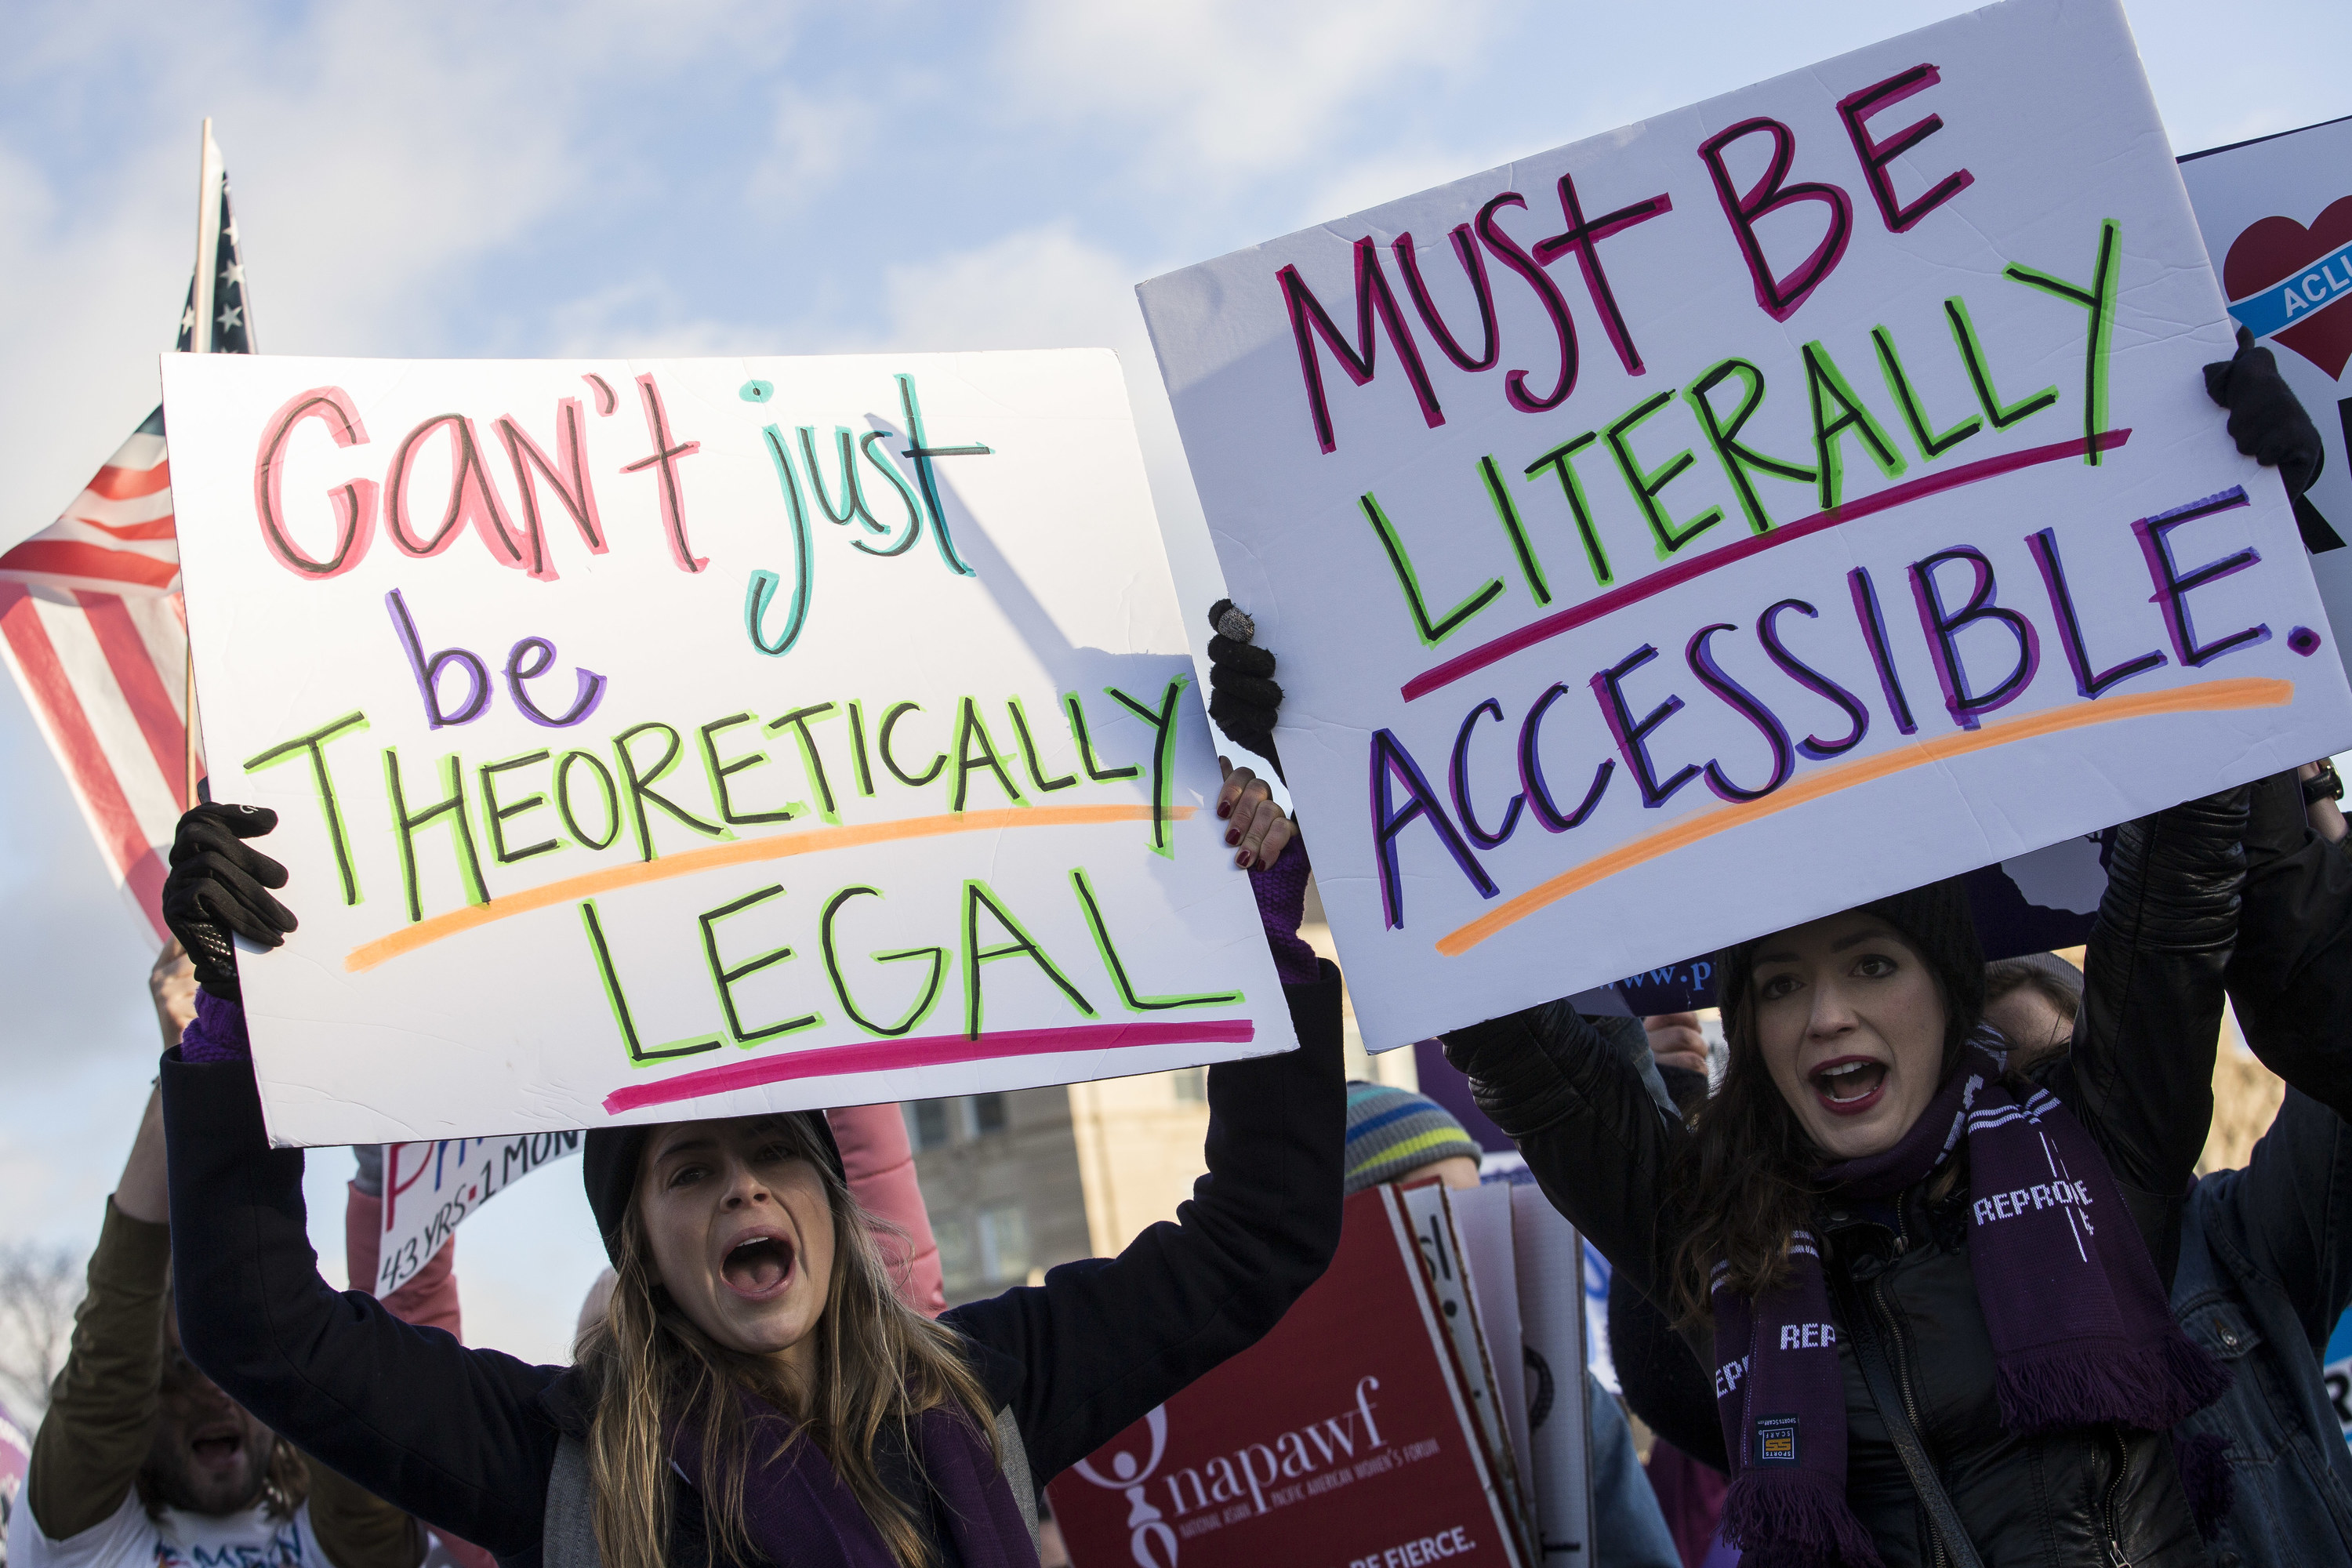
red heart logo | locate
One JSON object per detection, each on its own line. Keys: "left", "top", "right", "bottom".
{"left": 2225, "top": 195, "right": 2352, "bottom": 381}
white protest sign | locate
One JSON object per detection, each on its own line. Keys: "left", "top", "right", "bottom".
{"left": 2179, "top": 114, "right": 2352, "bottom": 692}
{"left": 1137, "top": 0, "right": 2352, "bottom": 1049}
{"left": 162, "top": 350, "right": 1293, "bottom": 1145}
{"left": 375, "top": 1133, "right": 582, "bottom": 1296}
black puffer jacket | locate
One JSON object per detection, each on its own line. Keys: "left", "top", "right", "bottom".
{"left": 1446, "top": 791, "right": 2245, "bottom": 1568}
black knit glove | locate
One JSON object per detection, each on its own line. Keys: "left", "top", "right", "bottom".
{"left": 1205, "top": 599, "right": 1283, "bottom": 780}
{"left": 2205, "top": 326, "right": 2325, "bottom": 500}
{"left": 161, "top": 804, "right": 296, "bottom": 999}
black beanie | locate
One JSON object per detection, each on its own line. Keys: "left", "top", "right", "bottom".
{"left": 583, "top": 1110, "right": 848, "bottom": 1267}
{"left": 1713, "top": 877, "right": 1987, "bottom": 1040}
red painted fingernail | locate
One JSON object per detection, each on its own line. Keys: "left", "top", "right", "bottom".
{"left": 1236, "top": 849, "right": 1254, "bottom": 869}
{"left": 1225, "top": 828, "right": 1240, "bottom": 845}
{"left": 1218, "top": 802, "right": 1232, "bottom": 819}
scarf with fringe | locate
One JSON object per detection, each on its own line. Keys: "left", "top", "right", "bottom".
{"left": 1709, "top": 1038, "right": 2229, "bottom": 1567}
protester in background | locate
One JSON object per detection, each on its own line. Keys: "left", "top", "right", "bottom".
{"left": 158, "top": 760, "right": 1338, "bottom": 1568}
{"left": 2006, "top": 776, "right": 2352, "bottom": 1566}
{"left": 1343, "top": 1081, "right": 1680, "bottom": 1568}
{"left": 1980, "top": 951, "right": 2083, "bottom": 1061}
{"left": 7, "top": 957, "right": 421, "bottom": 1568}
{"left": 823, "top": 1105, "right": 946, "bottom": 1318}
{"left": 2227, "top": 757, "right": 2352, "bottom": 1125}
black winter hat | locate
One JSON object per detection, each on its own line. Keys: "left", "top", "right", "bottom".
{"left": 1713, "top": 878, "right": 1987, "bottom": 1038}
{"left": 583, "top": 1111, "right": 848, "bottom": 1267}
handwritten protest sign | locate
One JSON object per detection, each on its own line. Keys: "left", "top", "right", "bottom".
{"left": 160, "top": 350, "right": 1290, "bottom": 1145}
{"left": 2180, "top": 114, "right": 2352, "bottom": 692}
{"left": 375, "top": 1134, "right": 582, "bottom": 1295}
{"left": 1137, "top": 0, "right": 2352, "bottom": 1047}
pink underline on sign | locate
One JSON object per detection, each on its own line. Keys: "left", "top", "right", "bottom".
{"left": 1399, "top": 429, "right": 2133, "bottom": 702}
{"left": 603, "top": 1018, "right": 1258, "bottom": 1115}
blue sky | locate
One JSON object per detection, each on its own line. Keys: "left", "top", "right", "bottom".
{"left": 1, "top": 0, "right": 2344, "bottom": 1367}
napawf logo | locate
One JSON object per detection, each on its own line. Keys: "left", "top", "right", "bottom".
{"left": 1754, "top": 1415, "right": 1801, "bottom": 1466}
{"left": 1068, "top": 1406, "right": 1180, "bottom": 1568}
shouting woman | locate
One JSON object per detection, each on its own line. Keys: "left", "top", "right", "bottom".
{"left": 155, "top": 757, "right": 1333, "bottom": 1568}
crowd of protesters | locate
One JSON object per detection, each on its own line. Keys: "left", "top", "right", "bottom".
{"left": 2, "top": 332, "right": 2348, "bottom": 1568}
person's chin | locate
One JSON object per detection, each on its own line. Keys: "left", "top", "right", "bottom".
{"left": 1810, "top": 1105, "right": 1907, "bottom": 1160}
{"left": 158, "top": 1458, "right": 263, "bottom": 1516}
{"left": 707, "top": 1298, "right": 812, "bottom": 1357}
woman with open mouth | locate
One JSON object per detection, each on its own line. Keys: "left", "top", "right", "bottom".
{"left": 151, "top": 753, "right": 1339, "bottom": 1568}
{"left": 1228, "top": 633, "right": 2246, "bottom": 1565}
{"left": 1191, "top": 332, "right": 2334, "bottom": 1568}
{"left": 1439, "top": 837, "right": 2249, "bottom": 1568}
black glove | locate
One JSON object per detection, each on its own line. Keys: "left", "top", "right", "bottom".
{"left": 162, "top": 804, "right": 295, "bottom": 999}
{"left": 2205, "top": 325, "right": 2325, "bottom": 500}
{"left": 1205, "top": 598, "right": 1283, "bottom": 779}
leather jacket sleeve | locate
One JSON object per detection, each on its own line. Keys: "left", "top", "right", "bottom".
{"left": 2051, "top": 785, "right": 2247, "bottom": 1283}
{"left": 1441, "top": 999, "right": 1690, "bottom": 1300}
{"left": 2226, "top": 769, "right": 2352, "bottom": 1122}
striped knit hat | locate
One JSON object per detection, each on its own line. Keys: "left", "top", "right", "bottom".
{"left": 1344, "top": 1080, "right": 1483, "bottom": 1195}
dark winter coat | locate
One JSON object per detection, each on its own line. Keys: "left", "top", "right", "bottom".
{"left": 161, "top": 969, "right": 1345, "bottom": 1568}
{"left": 1444, "top": 795, "right": 2245, "bottom": 1568}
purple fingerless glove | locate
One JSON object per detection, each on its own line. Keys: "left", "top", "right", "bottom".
{"left": 1249, "top": 841, "right": 1323, "bottom": 985}
{"left": 180, "top": 989, "right": 252, "bottom": 1064}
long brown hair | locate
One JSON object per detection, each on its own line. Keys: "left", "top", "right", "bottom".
{"left": 574, "top": 1118, "right": 1000, "bottom": 1568}
{"left": 1668, "top": 946, "right": 1978, "bottom": 1323}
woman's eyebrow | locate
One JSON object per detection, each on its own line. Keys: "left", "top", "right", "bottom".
{"left": 1830, "top": 926, "right": 1900, "bottom": 953}
{"left": 1752, "top": 949, "right": 1798, "bottom": 965}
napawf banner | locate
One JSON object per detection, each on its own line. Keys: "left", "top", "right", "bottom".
{"left": 1049, "top": 1185, "right": 1531, "bottom": 1568}
{"left": 160, "top": 350, "right": 1292, "bottom": 1145}
{"left": 1135, "top": 0, "right": 2352, "bottom": 1050}
{"left": 2179, "top": 114, "right": 2352, "bottom": 693}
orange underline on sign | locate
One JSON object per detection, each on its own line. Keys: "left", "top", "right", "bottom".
{"left": 344, "top": 803, "right": 1198, "bottom": 972}
{"left": 1433, "top": 677, "right": 2292, "bottom": 958}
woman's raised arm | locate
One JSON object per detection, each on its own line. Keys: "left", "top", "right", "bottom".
{"left": 158, "top": 804, "right": 565, "bottom": 1559}
{"left": 2055, "top": 784, "right": 2248, "bottom": 1281}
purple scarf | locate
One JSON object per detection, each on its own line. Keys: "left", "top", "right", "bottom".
{"left": 670, "top": 1390, "right": 1036, "bottom": 1568}
{"left": 1711, "top": 1038, "right": 2230, "bottom": 1568}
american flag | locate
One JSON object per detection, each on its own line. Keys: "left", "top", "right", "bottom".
{"left": 0, "top": 129, "right": 252, "bottom": 940}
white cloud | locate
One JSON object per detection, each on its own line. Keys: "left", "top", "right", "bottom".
{"left": 996, "top": 0, "right": 1512, "bottom": 178}
{"left": 0, "top": 0, "right": 790, "bottom": 547}
{"left": 746, "top": 92, "right": 877, "bottom": 208}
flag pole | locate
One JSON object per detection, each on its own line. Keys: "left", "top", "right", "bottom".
{"left": 181, "top": 118, "right": 222, "bottom": 808}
